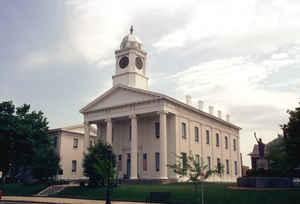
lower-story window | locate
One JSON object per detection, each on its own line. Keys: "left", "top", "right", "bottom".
{"left": 143, "top": 153, "right": 147, "bottom": 171}
{"left": 207, "top": 156, "right": 211, "bottom": 170}
{"left": 72, "top": 160, "right": 77, "bottom": 173}
{"left": 119, "top": 155, "right": 122, "bottom": 171}
{"left": 155, "top": 152, "right": 160, "bottom": 172}
{"left": 226, "top": 159, "right": 229, "bottom": 174}
{"left": 234, "top": 161, "right": 238, "bottom": 175}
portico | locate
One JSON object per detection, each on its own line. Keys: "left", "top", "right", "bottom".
{"left": 82, "top": 101, "right": 170, "bottom": 180}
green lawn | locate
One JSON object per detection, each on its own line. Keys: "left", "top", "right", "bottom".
{"left": 0, "top": 183, "right": 48, "bottom": 196}
{"left": 55, "top": 182, "right": 299, "bottom": 204}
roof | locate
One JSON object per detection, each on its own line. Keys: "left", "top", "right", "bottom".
{"left": 80, "top": 84, "right": 241, "bottom": 130}
{"left": 49, "top": 124, "right": 97, "bottom": 136}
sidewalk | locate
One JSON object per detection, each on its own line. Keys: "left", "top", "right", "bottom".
{"left": 1, "top": 196, "right": 145, "bottom": 204}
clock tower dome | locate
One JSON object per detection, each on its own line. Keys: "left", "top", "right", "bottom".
{"left": 112, "top": 26, "right": 148, "bottom": 90}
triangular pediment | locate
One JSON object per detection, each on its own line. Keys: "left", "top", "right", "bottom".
{"left": 80, "top": 85, "right": 161, "bottom": 113}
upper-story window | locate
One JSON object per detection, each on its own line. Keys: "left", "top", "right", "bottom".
{"left": 182, "top": 123, "right": 187, "bottom": 139}
{"left": 207, "top": 156, "right": 211, "bottom": 170}
{"left": 73, "top": 136, "right": 78, "bottom": 148}
{"left": 225, "top": 136, "right": 228, "bottom": 149}
{"left": 155, "top": 122, "right": 160, "bottom": 138}
{"left": 206, "top": 130, "right": 210, "bottom": 144}
{"left": 216, "top": 133, "right": 220, "bottom": 147}
{"left": 233, "top": 138, "right": 237, "bottom": 151}
{"left": 195, "top": 127, "right": 199, "bottom": 143}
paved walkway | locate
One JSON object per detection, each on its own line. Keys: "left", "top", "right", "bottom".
{"left": 1, "top": 196, "right": 145, "bottom": 204}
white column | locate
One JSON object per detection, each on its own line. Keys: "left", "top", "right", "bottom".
{"left": 237, "top": 135, "right": 241, "bottom": 177}
{"left": 96, "top": 122, "right": 101, "bottom": 142}
{"left": 106, "top": 118, "right": 112, "bottom": 145}
{"left": 83, "top": 122, "right": 90, "bottom": 153}
{"left": 130, "top": 114, "right": 138, "bottom": 179}
{"left": 160, "top": 111, "right": 168, "bottom": 179}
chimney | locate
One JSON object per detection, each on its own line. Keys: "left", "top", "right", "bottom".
{"left": 186, "top": 95, "right": 192, "bottom": 106}
{"left": 226, "top": 114, "right": 230, "bottom": 122}
{"left": 198, "top": 100, "right": 204, "bottom": 111}
{"left": 217, "top": 110, "right": 222, "bottom": 118}
{"left": 209, "top": 106, "right": 214, "bottom": 115}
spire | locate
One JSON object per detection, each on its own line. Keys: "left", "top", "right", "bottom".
{"left": 130, "top": 25, "right": 134, "bottom": 34}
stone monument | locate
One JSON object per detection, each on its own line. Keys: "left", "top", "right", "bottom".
{"left": 254, "top": 132, "right": 268, "bottom": 170}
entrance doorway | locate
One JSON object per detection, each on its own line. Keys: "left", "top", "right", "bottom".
{"left": 127, "top": 153, "right": 131, "bottom": 178}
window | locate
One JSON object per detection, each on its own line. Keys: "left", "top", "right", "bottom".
{"left": 216, "top": 133, "right": 219, "bottom": 147}
{"left": 206, "top": 130, "right": 210, "bottom": 144}
{"left": 195, "top": 127, "right": 199, "bottom": 143}
{"left": 207, "top": 156, "right": 211, "bottom": 170}
{"left": 182, "top": 152, "right": 187, "bottom": 170}
{"left": 155, "top": 152, "right": 160, "bottom": 172}
{"left": 155, "top": 122, "right": 160, "bottom": 138}
{"left": 234, "top": 161, "right": 238, "bottom": 175}
{"left": 217, "top": 158, "right": 221, "bottom": 173}
{"left": 73, "top": 136, "right": 78, "bottom": 148}
{"left": 119, "top": 155, "right": 122, "bottom": 171}
{"left": 112, "top": 128, "right": 114, "bottom": 143}
{"left": 225, "top": 136, "right": 228, "bottom": 149}
{"left": 195, "top": 154, "right": 200, "bottom": 165}
{"left": 182, "top": 123, "right": 186, "bottom": 139}
{"left": 226, "top": 159, "right": 229, "bottom": 174}
{"left": 233, "top": 139, "right": 236, "bottom": 151}
{"left": 143, "top": 153, "right": 147, "bottom": 171}
{"left": 129, "top": 125, "right": 132, "bottom": 141}
{"left": 72, "top": 160, "right": 77, "bottom": 172}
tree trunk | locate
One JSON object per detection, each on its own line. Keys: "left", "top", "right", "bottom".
{"left": 105, "top": 168, "right": 111, "bottom": 204}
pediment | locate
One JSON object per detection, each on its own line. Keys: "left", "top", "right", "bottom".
{"left": 80, "top": 86, "right": 161, "bottom": 113}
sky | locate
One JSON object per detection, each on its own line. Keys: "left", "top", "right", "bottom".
{"left": 1, "top": 0, "right": 300, "bottom": 166}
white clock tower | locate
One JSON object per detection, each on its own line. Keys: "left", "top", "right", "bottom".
{"left": 112, "top": 26, "right": 148, "bottom": 90}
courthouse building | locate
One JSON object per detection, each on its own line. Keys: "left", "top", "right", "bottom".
{"left": 79, "top": 27, "right": 242, "bottom": 182}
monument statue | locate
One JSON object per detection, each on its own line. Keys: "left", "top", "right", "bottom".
{"left": 254, "top": 132, "right": 265, "bottom": 159}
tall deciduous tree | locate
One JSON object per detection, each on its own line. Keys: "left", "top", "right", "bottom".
{"left": 168, "top": 152, "right": 221, "bottom": 204}
{"left": 282, "top": 104, "right": 300, "bottom": 172}
{"left": 83, "top": 141, "right": 117, "bottom": 204}
{"left": 0, "top": 101, "right": 60, "bottom": 183}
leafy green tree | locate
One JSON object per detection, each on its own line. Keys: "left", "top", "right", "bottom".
{"left": 168, "top": 152, "right": 221, "bottom": 204}
{"left": 281, "top": 104, "right": 300, "bottom": 173}
{"left": 83, "top": 141, "right": 117, "bottom": 204}
{"left": 0, "top": 101, "right": 15, "bottom": 184}
{"left": 0, "top": 101, "right": 60, "bottom": 183}
{"left": 266, "top": 140, "right": 289, "bottom": 175}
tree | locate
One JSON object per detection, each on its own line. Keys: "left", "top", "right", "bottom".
{"left": 168, "top": 152, "right": 221, "bottom": 204}
{"left": 266, "top": 139, "right": 289, "bottom": 176}
{"left": 0, "top": 101, "right": 60, "bottom": 183}
{"left": 83, "top": 141, "right": 117, "bottom": 204}
{"left": 281, "top": 104, "right": 300, "bottom": 173}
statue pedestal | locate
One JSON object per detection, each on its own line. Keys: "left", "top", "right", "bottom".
{"left": 257, "top": 159, "right": 268, "bottom": 170}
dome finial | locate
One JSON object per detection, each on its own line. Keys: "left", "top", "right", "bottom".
{"left": 130, "top": 25, "right": 134, "bottom": 34}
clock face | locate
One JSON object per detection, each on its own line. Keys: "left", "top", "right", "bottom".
{"left": 119, "top": 56, "right": 129, "bottom": 69}
{"left": 135, "top": 57, "right": 143, "bottom": 69}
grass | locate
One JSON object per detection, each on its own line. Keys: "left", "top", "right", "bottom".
{"left": 55, "top": 182, "right": 299, "bottom": 204}
{"left": 0, "top": 183, "right": 48, "bottom": 196}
